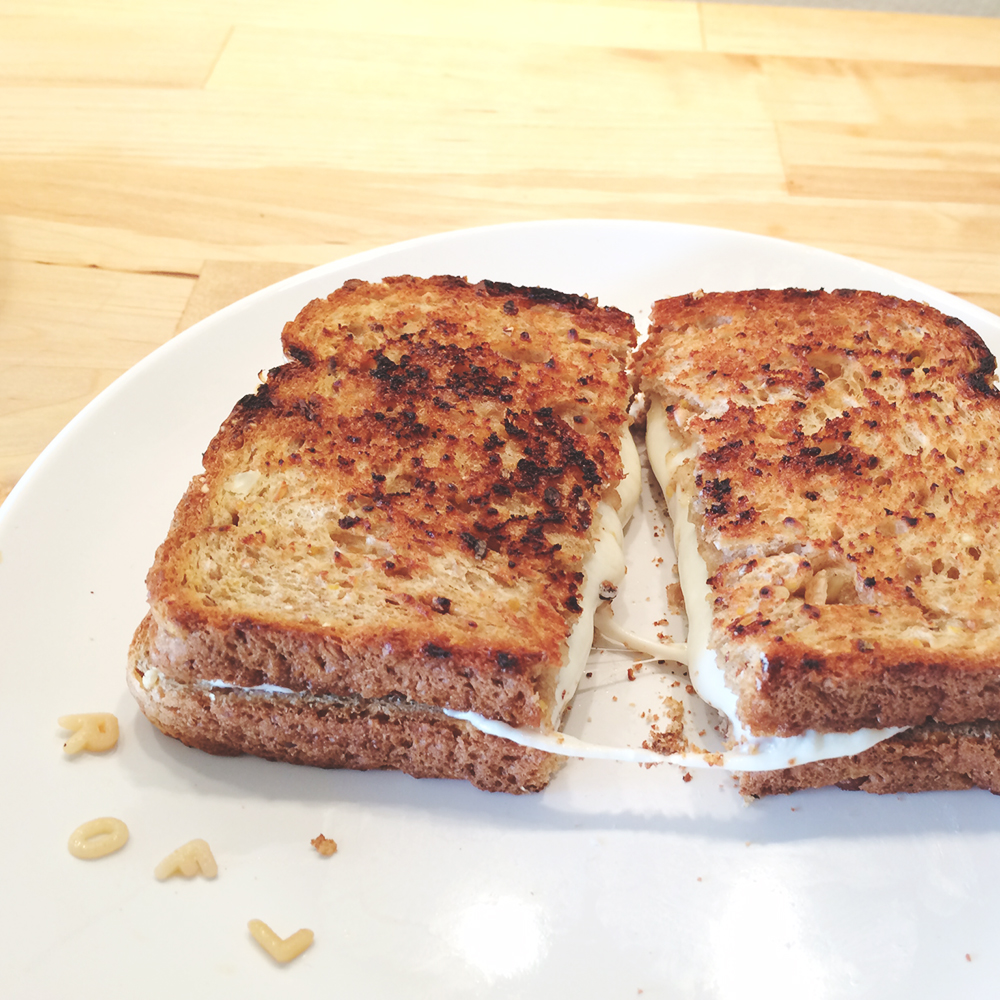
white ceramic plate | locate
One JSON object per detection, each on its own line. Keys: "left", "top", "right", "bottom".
{"left": 3, "top": 220, "right": 999, "bottom": 1000}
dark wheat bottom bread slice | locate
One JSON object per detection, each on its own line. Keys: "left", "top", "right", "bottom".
{"left": 739, "top": 720, "right": 1000, "bottom": 797}
{"left": 128, "top": 614, "right": 562, "bottom": 793}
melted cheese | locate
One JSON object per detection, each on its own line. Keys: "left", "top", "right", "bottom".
{"left": 198, "top": 675, "right": 902, "bottom": 771}
{"left": 439, "top": 708, "right": 904, "bottom": 771}
{"left": 448, "top": 404, "right": 904, "bottom": 770}
{"left": 546, "top": 426, "right": 643, "bottom": 726}
{"left": 643, "top": 403, "right": 739, "bottom": 723}
{"left": 547, "top": 499, "right": 626, "bottom": 726}
{"left": 593, "top": 604, "right": 688, "bottom": 664}
{"left": 616, "top": 425, "right": 642, "bottom": 525}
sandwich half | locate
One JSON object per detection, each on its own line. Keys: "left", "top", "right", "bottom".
{"left": 636, "top": 287, "right": 1000, "bottom": 796}
{"left": 128, "top": 275, "right": 638, "bottom": 793}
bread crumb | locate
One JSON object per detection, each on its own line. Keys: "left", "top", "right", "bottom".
{"left": 643, "top": 697, "right": 687, "bottom": 756}
{"left": 311, "top": 834, "right": 338, "bottom": 856}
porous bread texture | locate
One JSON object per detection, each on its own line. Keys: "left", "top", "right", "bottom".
{"left": 141, "top": 275, "right": 636, "bottom": 764}
{"left": 283, "top": 275, "right": 634, "bottom": 375}
{"left": 129, "top": 615, "right": 562, "bottom": 793}
{"left": 739, "top": 720, "right": 1000, "bottom": 797}
{"left": 636, "top": 288, "right": 1000, "bottom": 738}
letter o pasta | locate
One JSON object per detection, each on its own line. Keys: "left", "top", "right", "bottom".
{"left": 68, "top": 817, "right": 129, "bottom": 859}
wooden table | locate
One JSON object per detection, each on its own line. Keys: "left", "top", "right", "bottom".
{"left": 2, "top": 0, "right": 999, "bottom": 501}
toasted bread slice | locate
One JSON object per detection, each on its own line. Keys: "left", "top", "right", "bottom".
{"left": 131, "top": 275, "right": 637, "bottom": 791}
{"left": 128, "top": 615, "right": 562, "bottom": 793}
{"left": 637, "top": 288, "right": 1000, "bottom": 793}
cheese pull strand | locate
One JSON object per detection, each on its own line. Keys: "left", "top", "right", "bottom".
{"left": 593, "top": 605, "right": 688, "bottom": 665}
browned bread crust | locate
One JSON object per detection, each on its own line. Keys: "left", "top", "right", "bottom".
{"left": 637, "top": 288, "right": 1000, "bottom": 737}
{"left": 281, "top": 274, "right": 634, "bottom": 375}
{"left": 134, "top": 275, "right": 636, "bottom": 787}
{"left": 739, "top": 720, "right": 1000, "bottom": 797}
{"left": 129, "top": 615, "right": 562, "bottom": 793}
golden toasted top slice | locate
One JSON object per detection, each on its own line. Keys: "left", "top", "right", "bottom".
{"left": 636, "top": 288, "right": 1000, "bottom": 737}
{"left": 146, "top": 275, "right": 636, "bottom": 729}
{"left": 281, "top": 274, "right": 634, "bottom": 375}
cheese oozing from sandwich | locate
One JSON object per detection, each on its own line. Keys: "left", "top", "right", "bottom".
{"left": 546, "top": 427, "right": 641, "bottom": 727}
{"left": 450, "top": 406, "right": 906, "bottom": 772}
{"left": 190, "top": 418, "right": 903, "bottom": 773}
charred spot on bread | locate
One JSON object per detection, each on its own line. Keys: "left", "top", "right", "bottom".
{"left": 478, "top": 278, "right": 597, "bottom": 313}
{"left": 495, "top": 651, "right": 521, "bottom": 672}
{"left": 237, "top": 382, "right": 274, "bottom": 411}
{"left": 287, "top": 344, "right": 315, "bottom": 368}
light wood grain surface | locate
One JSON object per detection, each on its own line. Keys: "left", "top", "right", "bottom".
{"left": 2, "top": 0, "right": 999, "bottom": 502}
